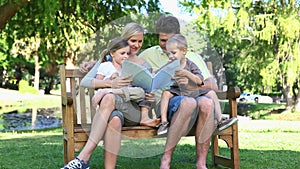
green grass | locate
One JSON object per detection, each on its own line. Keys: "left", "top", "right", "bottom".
{"left": 1, "top": 90, "right": 300, "bottom": 168}
{"left": 220, "top": 101, "right": 300, "bottom": 121}
{"left": 0, "top": 127, "right": 299, "bottom": 169}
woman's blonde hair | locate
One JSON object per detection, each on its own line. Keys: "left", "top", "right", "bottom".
{"left": 121, "top": 22, "right": 144, "bottom": 40}
{"left": 99, "top": 37, "right": 129, "bottom": 62}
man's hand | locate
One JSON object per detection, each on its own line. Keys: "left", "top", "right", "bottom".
{"left": 111, "top": 75, "right": 133, "bottom": 88}
{"left": 80, "top": 62, "right": 96, "bottom": 73}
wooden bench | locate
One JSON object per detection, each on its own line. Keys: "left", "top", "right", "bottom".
{"left": 59, "top": 64, "right": 241, "bottom": 169}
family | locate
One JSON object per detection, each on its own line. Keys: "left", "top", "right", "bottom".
{"left": 61, "top": 15, "right": 238, "bottom": 169}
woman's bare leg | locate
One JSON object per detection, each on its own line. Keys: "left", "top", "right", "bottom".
{"left": 104, "top": 116, "right": 122, "bottom": 169}
{"left": 77, "top": 94, "right": 116, "bottom": 163}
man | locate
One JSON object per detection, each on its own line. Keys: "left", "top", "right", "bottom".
{"left": 139, "top": 15, "right": 220, "bottom": 169}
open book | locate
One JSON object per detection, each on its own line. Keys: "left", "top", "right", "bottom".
{"left": 121, "top": 60, "right": 180, "bottom": 93}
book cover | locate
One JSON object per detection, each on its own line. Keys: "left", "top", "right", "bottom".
{"left": 121, "top": 60, "right": 180, "bottom": 93}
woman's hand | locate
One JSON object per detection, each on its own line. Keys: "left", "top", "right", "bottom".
{"left": 111, "top": 75, "right": 132, "bottom": 88}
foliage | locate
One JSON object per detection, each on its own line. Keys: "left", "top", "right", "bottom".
{"left": 0, "top": 0, "right": 162, "bottom": 92}
{"left": 182, "top": 0, "right": 300, "bottom": 109}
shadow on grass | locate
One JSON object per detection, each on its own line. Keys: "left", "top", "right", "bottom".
{"left": 1, "top": 131, "right": 299, "bottom": 169}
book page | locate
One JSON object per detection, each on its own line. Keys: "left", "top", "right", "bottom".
{"left": 121, "top": 60, "right": 153, "bottom": 92}
{"left": 121, "top": 59, "right": 180, "bottom": 92}
{"left": 152, "top": 60, "right": 180, "bottom": 91}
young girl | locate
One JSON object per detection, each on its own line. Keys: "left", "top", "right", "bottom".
{"left": 92, "top": 22, "right": 160, "bottom": 127}
{"left": 95, "top": 37, "right": 130, "bottom": 80}
{"left": 157, "top": 34, "right": 237, "bottom": 135}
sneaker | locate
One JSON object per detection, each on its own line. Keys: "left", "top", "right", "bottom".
{"left": 217, "top": 117, "right": 238, "bottom": 132}
{"left": 157, "top": 121, "right": 169, "bottom": 136}
{"left": 61, "top": 157, "right": 90, "bottom": 169}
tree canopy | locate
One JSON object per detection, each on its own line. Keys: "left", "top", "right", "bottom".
{"left": 0, "top": 0, "right": 161, "bottom": 93}
{"left": 182, "top": 0, "right": 300, "bottom": 109}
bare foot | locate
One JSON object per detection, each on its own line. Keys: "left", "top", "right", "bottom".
{"left": 196, "top": 162, "right": 208, "bottom": 169}
{"left": 140, "top": 118, "right": 161, "bottom": 127}
{"left": 160, "top": 154, "right": 171, "bottom": 169}
{"left": 196, "top": 165, "right": 207, "bottom": 169}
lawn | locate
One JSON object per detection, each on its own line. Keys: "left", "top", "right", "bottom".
{"left": 0, "top": 127, "right": 299, "bottom": 169}
{"left": 1, "top": 89, "right": 300, "bottom": 168}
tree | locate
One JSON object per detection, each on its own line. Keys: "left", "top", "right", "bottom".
{"left": 0, "top": 0, "right": 161, "bottom": 93}
{"left": 182, "top": 0, "right": 300, "bottom": 111}
{"left": 0, "top": 0, "right": 30, "bottom": 31}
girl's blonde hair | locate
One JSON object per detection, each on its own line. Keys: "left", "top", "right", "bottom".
{"left": 99, "top": 37, "right": 129, "bottom": 62}
{"left": 167, "top": 34, "right": 188, "bottom": 50}
{"left": 121, "top": 22, "right": 144, "bottom": 40}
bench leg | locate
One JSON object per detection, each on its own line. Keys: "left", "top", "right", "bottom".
{"left": 211, "top": 124, "right": 240, "bottom": 169}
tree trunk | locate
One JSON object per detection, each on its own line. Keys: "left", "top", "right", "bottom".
{"left": 282, "top": 84, "right": 293, "bottom": 110}
{"left": 33, "top": 51, "right": 40, "bottom": 92}
{"left": 0, "top": 0, "right": 29, "bottom": 31}
{"left": 294, "top": 88, "right": 300, "bottom": 111}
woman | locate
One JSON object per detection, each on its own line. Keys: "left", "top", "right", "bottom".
{"left": 61, "top": 22, "right": 156, "bottom": 169}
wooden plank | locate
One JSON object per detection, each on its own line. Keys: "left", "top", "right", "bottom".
{"left": 70, "top": 78, "right": 78, "bottom": 124}
{"left": 79, "top": 86, "right": 87, "bottom": 124}
{"left": 214, "top": 155, "right": 233, "bottom": 168}
{"left": 65, "top": 69, "right": 85, "bottom": 78}
{"left": 89, "top": 88, "right": 96, "bottom": 120}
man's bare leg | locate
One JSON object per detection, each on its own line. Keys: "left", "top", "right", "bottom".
{"left": 195, "top": 96, "right": 214, "bottom": 169}
{"left": 77, "top": 94, "right": 116, "bottom": 163}
{"left": 104, "top": 116, "right": 122, "bottom": 169}
{"left": 160, "top": 97, "right": 197, "bottom": 169}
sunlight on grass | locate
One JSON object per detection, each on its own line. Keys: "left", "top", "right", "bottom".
{"left": 0, "top": 128, "right": 62, "bottom": 140}
{"left": 1, "top": 128, "right": 299, "bottom": 169}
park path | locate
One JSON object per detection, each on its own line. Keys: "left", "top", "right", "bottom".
{"left": 237, "top": 116, "right": 300, "bottom": 131}
{"left": 0, "top": 88, "right": 59, "bottom": 102}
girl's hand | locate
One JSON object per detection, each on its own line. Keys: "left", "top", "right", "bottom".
{"left": 111, "top": 75, "right": 132, "bottom": 88}
{"left": 144, "top": 92, "right": 155, "bottom": 103}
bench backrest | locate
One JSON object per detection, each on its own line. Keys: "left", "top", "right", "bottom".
{"left": 60, "top": 65, "right": 96, "bottom": 129}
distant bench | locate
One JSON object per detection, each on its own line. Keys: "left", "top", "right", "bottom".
{"left": 59, "top": 64, "right": 241, "bottom": 169}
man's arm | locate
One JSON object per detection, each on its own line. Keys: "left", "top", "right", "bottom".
{"left": 202, "top": 76, "right": 218, "bottom": 92}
